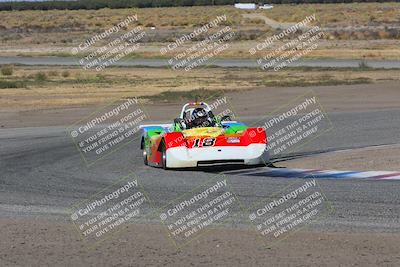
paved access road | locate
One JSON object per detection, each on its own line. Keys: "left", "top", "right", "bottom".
{"left": 1, "top": 56, "right": 400, "bottom": 68}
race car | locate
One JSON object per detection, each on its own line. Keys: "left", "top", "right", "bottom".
{"left": 139, "top": 102, "right": 269, "bottom": 169}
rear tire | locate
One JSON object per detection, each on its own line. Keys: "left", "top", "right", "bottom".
{"left": 160, "top": 141, "right": 168, "bottom": 170}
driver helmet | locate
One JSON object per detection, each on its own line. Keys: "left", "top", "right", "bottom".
{"left": 189, "top": 108, "right": 209, "bottom": 128}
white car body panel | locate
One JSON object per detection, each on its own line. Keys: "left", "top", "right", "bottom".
{"left": 166, "top": 144, "right": 269, "bottom": 168}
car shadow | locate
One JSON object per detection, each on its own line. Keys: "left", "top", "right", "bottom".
{"left": 169, "top": 163, "right": 277, "bottom": 173}
{"left": 166, "top": 148, "right": 355, "bottom": 173}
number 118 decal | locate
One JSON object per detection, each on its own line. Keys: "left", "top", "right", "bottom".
{"left": 192, "top": 138, "right": 216, "bottom": 148}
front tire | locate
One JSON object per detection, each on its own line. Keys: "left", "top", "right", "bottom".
{"left": 160, "top": 141, "right": 168, "bottom": 170}
{"left": 143, "top": 150, "right": 148, "bottom": 165}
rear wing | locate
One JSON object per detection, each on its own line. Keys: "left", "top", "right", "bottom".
{"left": 139, "top": 124, "right": 172, "bottom": 130}
{"left": 221, "top": 121, "right": 239, "bottom": 126}
{"left": 139, "top": 121, "right": 239, "bottom": 131}
{"left": 139, "top": 124, "right": 173, "bottom": 134}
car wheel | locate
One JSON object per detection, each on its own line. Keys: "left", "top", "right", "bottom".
{"left": 160, "top": 141, "right": 168, "bottom": 170}
{"left": 143, "top": 150, "right": 148, "bottom": 165}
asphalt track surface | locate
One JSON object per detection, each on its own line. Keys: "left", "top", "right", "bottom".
{"left": 1, "top": 56, "right": 400, "bottom": 68}
{"left": 1, "top": 109, "right": 400, "bottom": 233}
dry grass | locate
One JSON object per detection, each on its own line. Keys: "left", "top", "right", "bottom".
{"left": 1, "top": 3, "right": 399, "bottom": 31}
{"left": 262, "top": 3, "right": 400, "bottom": 27}
{"left": 0, "top": 65, "right": 398, "bottom": 110}
{"left": 0, "top": 6, "right": 240, "bottom": 32}
{"left": 0, "top": 3, "right": 399, "bottom": 60}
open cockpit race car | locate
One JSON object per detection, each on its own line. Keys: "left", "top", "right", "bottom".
{"left": 139, "top": 102, "right": 269, "bottom": 169}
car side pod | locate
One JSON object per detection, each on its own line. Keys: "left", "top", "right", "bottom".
{"left": 242, "top": 127, "right": 269, "bottom": 165}
{"left": 244, "top": 127, "right": 268, "bottom": 145}
{"left": 163, "top": 132, "right": 187, "bottom": 150}
{"left": 158, "top": 132, "right": 187, "bottom": 169}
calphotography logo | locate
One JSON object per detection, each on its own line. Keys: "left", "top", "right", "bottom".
{"left": 249, "top": 14, "right": 325, "bottom": 71}
{"left": 249, "top": 14, "right": 316, "bottom": 56}
{"left": 251, "top": 90, "right": 333, "bottom": 161}
{"left": 158, "top": 175, "right": 240, "bottom": 248}
{"left": 160, "top": 15, "right": 235, "bottom": 71}
{"left": 73, "top": 15, "right": 146, "bottom": 72}
{"left": 248, "top": 177, "right": 333, "bottom": 246}
{"left": 69, "top": 174, "right": 151, "bottom": 247}
{"left": 67, "top": 97, "right": 150, "bottom": 166}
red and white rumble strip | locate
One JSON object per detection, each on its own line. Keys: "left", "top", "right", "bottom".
{"left": 226, "top": 168, "right": 400, "bottom": 180}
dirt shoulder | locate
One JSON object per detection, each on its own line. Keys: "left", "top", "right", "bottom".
{"left": 1, "top": 81, "right": 399, "bottom": 128}
{"left": 2, "top": 65, "right": 397, "bottom": 111}
{"left": 0, "top": 218, "right": 399, "bottom": 267}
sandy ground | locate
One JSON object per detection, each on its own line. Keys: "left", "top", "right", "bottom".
{"left": 1, "top": 218, "right": 399, "bottom": 267}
